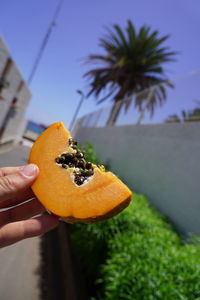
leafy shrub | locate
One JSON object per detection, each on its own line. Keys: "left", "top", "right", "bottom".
{"left": 71, "top": 143, "right": 200, "bottom": 300}
{"left": 97, "top": 195, "right": 200, "bottom": 300}
{"left": 72, "top": 194, "right": 200, "bottom": 300}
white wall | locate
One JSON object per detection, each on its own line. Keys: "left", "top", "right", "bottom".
{"left": 75, "top": 123, "right": 200, "bottom": 235}
{"left": 0, "top": 36, "right": 31, "bottom": 144}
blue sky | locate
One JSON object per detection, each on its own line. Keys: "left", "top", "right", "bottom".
{"left": 0, "top": 0, "right": 200, "bottom": 126}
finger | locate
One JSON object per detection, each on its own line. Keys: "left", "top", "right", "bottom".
{"left": 0, "top": 164, "right": 39, "bottom": 202}
{"left": 0, "top": 166, "right": 25, "bottom": 177}
{"left": 0, "top": 188, "right": 35, "bottom": 209}
{"left": 0, "top": 215, "right": 59, "bottom": 248}
{"left": 0, "top": 198, "right": 45, "bottom": 226}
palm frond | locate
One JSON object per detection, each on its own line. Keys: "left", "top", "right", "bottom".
{"left": 127, "top": 20, "right": 136, "bottom": 47}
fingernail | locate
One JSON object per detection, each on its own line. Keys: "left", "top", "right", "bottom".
{"left": 20, "top": 164, "right": 38, "bottom": 177}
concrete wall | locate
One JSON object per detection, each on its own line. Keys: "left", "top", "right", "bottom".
{"left": 0, "top": 37, "right": 10, "bottom": 126}
{"left": 0, "top": 37, "right": 9, "bottom": 75}
{"left": 0, "top": 36, "right": 31, "bottom": 144}
{"left": 75, "top": 123, "right": 200, "bottom": 235}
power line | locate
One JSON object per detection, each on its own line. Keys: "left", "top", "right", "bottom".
{"left": 27, "top": 0, "right": 64, "bottom": 86}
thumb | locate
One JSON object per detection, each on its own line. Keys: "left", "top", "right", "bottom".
{"left": 0, "top": 164, "right": 39, "bottom": 201}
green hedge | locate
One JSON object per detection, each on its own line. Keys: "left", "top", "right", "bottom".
{"left": 71, "top": 143, "right": 200, "bottom": 300}
{"left": 99, "top": 195, "right": 200, "bottom": 300}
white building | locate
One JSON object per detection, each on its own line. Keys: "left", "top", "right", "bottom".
{"left": 0, "top": 36, "right": 31, "bottom": 145}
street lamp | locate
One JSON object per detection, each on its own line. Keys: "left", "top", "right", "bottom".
{"left": 69, "top": 90, "right": 85, "bottom": 131}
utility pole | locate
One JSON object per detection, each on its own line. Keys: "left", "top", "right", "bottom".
{"left": 27, "top": 0, "right": 64, "bottom": 86}
{"left": 69, "top": 90, "right": 85, "bottom": 131}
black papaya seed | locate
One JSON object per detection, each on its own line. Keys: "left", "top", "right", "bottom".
{"left": 85, "top": 169, "right": 94, "bottom": 176}
{"left": 73, "top": 157, "right": 78, "bottom": 165}
{"left": 74, "top": 175, "right": 85, "bottom": 186}
{"left": 63, "top": 153, "right": 74, "bottom": 163}
{"left": 86, "top": 162, "right": 92, "bottom": 169}
{"left": 59, "top": 157, "right": 65, "bottom": 163}
{"left": 77, "top": 159, "right": 85, "bottom": 168}
{"left": 68, "top": 162, "right": 75, "bottom": 168}
{"left": 68, "top": 138, "right": 74, "bottom": 145}
{"left": 55, "top": 157, "right": 61, "bottom": 164}
{"left": 62, "top": 163, "right": 68, "bottom": 168}
{"left": 76, "top": 152, "right": 84, "bottom": 158}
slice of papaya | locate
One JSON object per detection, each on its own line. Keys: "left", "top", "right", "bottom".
{"left": 29, "top": 122, "right": 132, "bottom": 223}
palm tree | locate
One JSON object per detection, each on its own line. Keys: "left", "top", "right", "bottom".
{"left": 165, "top": 113, "right": 181, "bottom": 123}
{"left": 166, "top": 107, "right": 200, "bottom": 123}
{"left": 84, "top": 20, "right": 177, "bottom": 125}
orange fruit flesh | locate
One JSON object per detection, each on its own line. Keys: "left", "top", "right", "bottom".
{"left": 29, "top": 122, "right": 132, "bottom": 223}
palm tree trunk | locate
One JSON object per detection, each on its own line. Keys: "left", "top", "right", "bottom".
{"left": 136, "top": 87, "right": 155, "bottom": 125}
{"left": 106, "top": 100, "right": 123, "bottom": 126}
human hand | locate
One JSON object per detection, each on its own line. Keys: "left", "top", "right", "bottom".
{"left": 0, "top": 164, "right": 59, "bottom": 248}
